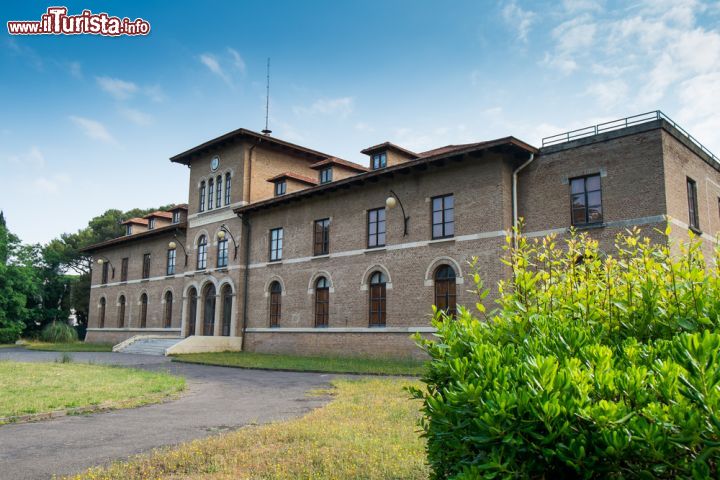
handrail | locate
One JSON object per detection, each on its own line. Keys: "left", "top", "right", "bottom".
{"left": 541, "top": 110, "right": 719, "bottom": 164}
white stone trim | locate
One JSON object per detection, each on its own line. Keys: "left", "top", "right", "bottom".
{"left": 188, "top": 204, "right": 245, "bottom": 227}
{"left": 245, "top": 326, "right": 436, "bottom": 333}
{"left": 307, "top": 270, "right": 334, "bottom": 294}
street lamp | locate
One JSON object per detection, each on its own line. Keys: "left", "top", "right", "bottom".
{"left": 385, "top": 190, "right": 409, "bottom": 236}
{"left": 96, "top": 257, "right": 115, "bottom": 278}
{"left": 217, "top": 224, "right": 239, "bottom": 260}
{"left": 168, "top": 234, "right": 188, "bottom": 266}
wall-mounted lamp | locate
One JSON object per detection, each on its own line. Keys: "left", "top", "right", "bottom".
{"left": 217, "top": 224, "right": 239, "bottom": 260}
{"left": 169, "top": 230, "right": 188, "bottom": 266}
{"left": 96, "top": 257, "right": 115, "bottom": 278}
{"left": 386, "top": 189, "right": 410, "bottom": 236}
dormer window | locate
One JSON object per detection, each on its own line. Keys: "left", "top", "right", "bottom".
{"left": 126, "top": 224, "right": 133, "bottom": 236}
{"left": 275, "top": 180, "right": 287, "bottom": 196}
{"left": 172, "top": 211, "right": 180, "bottom": 224}
{"left": 148, "top": 218, "right": 156, "bottom": 230}
{"left": 319, "top": 167, "right": 332, "bottom": 184}
{"left": 372, "top": 153, "right": 387, "bottom": 170}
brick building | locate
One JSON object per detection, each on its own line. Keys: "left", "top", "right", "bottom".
{"left": 83, "top": 112, "right": 720, "bottom": 358}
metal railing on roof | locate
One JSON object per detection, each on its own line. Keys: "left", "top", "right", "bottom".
{"left": 541, "top": 110, "right": 719, "bottom": 164}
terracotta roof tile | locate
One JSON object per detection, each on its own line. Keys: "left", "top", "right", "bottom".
{"left": 121, "top": 217, "right": 149, "bottom": 225}
{"left": 360, "top": 142, "right": 419, "bottom": 158}
{"left": 309, "top": 157, "right": 368, "bottom": 172}
{"left": 144, "top": 211, "right": 173, "bottom": 219}
{"left": 266, "top": 171, "right": 318, "bottom": 185}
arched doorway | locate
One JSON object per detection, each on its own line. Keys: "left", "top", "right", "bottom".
{"left": 139, "top": 293, "right": 148, "bottom": 328}
{"left": 118, "top": 295, "right": 126, "bottom": 328}
{"left": 369, "top": 271, "right": 387, "bottom": 326}
{"left": 221, "top": 285, "right": 232, "bottom": 336}
{"left": 434, "top": 265, "right": 457, "bottom": 316}
{"left": 203, "top": 284, "right": 216, "bottom": 336}
{"left": 187, "top": 287, "right": 197, "bottom": 336}
{"left": 164, "top": 291, "right": 173, "bottom": 328}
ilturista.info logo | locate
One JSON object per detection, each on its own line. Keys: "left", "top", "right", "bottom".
{"left": 7, "top": 7, "right": 151, "bottom": 36}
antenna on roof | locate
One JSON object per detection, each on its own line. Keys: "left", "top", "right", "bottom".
{"left": 261, "top": 58, "right": 272, "bottom": 136}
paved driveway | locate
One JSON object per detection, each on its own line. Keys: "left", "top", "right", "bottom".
{"left": 0, "top": 348, "right": 333, "bottom": 480}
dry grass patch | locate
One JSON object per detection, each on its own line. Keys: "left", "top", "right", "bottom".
{"left": 0, "top": 361, "right": 184, "bottom": 421}
{"left": 66, "top": 378, "right": 428, "bottom": 480}
{"left": 25, "top": 342, "right": 114, "bottom": 352}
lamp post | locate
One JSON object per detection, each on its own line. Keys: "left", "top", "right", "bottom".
{"left": 169, "top": 230, "right": 188, "bottom": 266}
{"left": 96, "top": 257, "right": 115, "bottom": 278}
{"left": 385, "top": 190, "right": 410, "bottom": 236}
{"left": 217, "top": 224, "right": 239, "bottom": 260}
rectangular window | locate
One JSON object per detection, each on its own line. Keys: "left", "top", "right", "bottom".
{"left": 199, "top": 182, "right": 206, "bottom": 212}
{"left": 101, "top": 262, "right": 109, "bottom": 284}
{"left": 319, "top": 167, "right": 332, "bottom": 184}
{"left": 313, "top": 218, "right": 330, "bottom": 255}
{"left": 142, "top": 253, "right": 151, "bottom": 279}
{"left": 372, "top": 153, "right": 387, "bottom": 170}
{"left": 270, "top": 228, "right": 283, "bottom": 261}
{"left": 431, "top": 194, "right": 455, "bottom": 239}
{"left": 208, "top": 180, "right": 214, "bottom": 210}
{"left": 367, "top": 208, "right": 386, "bottom": 248}
{"left": 148, "top": 218, "right": 155, "bottom": 230}
{"left": 126, "top": 224, "right": 133, "bottom": 236}
{"left": 172, "top": 211, "right": 180, "bottom": 224}
{"left": 275, "top": 180, "right": 286, "bottom": 196}
{"left": 687, "top": 177, "right": 700, "bottom": 230}
{"left": 166, "top": 249, "right": 176, "bottom": 276}
{"left": 225, "top": 174, "right": 231, "bottom": 205}
{"left": 570, "top": 174, "right": 603, "bottom": 226}
{"left": 217, "top": 239, "right": 228, "bottom": 268}
{"left": 121, "top": 257, "right": 128, "bottom": 282}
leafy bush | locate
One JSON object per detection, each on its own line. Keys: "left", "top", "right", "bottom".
{"left": 0, "top": 323, "right": 22, "bottom": 344}
{"left": 413, "top": 226, "right": 720, "bottom": 479}
{"left": 40, "top": 321, "right": 79, "bottom": 343}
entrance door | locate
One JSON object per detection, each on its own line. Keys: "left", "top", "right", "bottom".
{"left": 203, "top": 284, "right": 216, "bottom": 336}
{"left": 187, "top": 288, "right": 197, "bottom": 336}
{"left": 221, "top": 286, "right": 232, "bottom": 336}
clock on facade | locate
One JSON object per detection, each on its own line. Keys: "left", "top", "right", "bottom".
{"left": 210, "top": 155, "right": 220, "bottom": 171}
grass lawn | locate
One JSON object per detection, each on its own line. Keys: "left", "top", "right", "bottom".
{"left": 172, "top": 351, "right": 426, "bottom": 375}
{"left": 0, "top": 361, "right": 184, "bottom": 422}
{"left": 25, "top": 342, "right": 114, "bottom": 352}
{"left": 67, "top": 377, "right": 428, "bottom": 480}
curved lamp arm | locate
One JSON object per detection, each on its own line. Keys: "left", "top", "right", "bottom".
{"left": 218, "top": 224, "right": 239, "bottom": 260}
{"left": 96, "top": 256, "right": 115, "bottom": 278}
{"left": 169, "top": 230, "right": 189, "bottom": 266}
{"left": 386, "top": 189, "right": 410, "bottom": 236}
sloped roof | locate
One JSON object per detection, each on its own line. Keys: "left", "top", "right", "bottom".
{"left": 266, "top": 172, "right": 319, "bottom": 185}
{"left": 309, "top": 157, "right": 368, "bottom": 172}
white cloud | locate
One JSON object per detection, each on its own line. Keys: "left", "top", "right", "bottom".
{"left": 354, "top": 122, "right": 374, "bottom": 132}
{"left": 67, "top": 61, "right": 82, "bottom": 79}
{"left": 586, "top": 79, "right": 629, "bottom": 108}
{"left": 562, "top": 0, "right": 603, "bottom": 13}
{"left": 294, "top": 97, "right": 355, "bottom": 118}
{"left": 227, "top": 48, "right": 246, "bottom": 74}
{"left": 144, "top": 85, "right": 165, "bottom": 102}
{"left": 5, "top": 146, "right": 45, "bottom": 169}
{"left": 33, "top": 174, "right": 70, "bottom": 194}
{"left": 69, "top": 116, "right": 116, "bottom": 143}
{"left": 119, "top": 107, "right": 153, "bottom": 126}
{"left": 199, "top": 53, "right": 231, "bottom": 84}
{"left": 501, "top": 0, "right": 535, "bottom": 42}
{"left": 96, "top": 76, "right": 139, "bottom": 100}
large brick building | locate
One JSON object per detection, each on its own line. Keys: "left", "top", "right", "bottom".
{"left": 83, "top": 112, "right": 720, "bottom": 358}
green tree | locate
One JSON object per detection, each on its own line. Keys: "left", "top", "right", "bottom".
{"left": 0, "top": 212, "right": 39, "bottom": 343}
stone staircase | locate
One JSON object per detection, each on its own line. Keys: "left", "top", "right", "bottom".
{"left": 116, "top": 337, "right": 183, "bottom": 356}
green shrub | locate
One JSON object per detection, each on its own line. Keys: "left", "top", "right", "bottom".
{"left": 0, "top": 323, "right": 22, "bottom": 344}
{"left": 413, "top": 226, "right": 720, "bottom": 479}
{"left": 40, "top": 321, "right": 79, "bottom": 343}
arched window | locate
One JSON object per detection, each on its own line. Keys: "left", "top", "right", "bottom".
{"left": 187, "top": 287, "right": 197, "bottom": 336}
{"left": 216, "top": 175, "right": 222, "bottom": 209}
{"left": 197, "top": 235, "right": 207, "bottom": 270}
{"left": 199, "top": 181, "right": 206, "bottom": 212}
{"left": 99, "top": 297, "right": 106, "bottom": 328}
{"left": 225, "top": 173, "right": 231, "bottom": 205}
{"left": 208, "top": 178, "right": 214, "bottom": 210}
{"left": 369, "top": 271, "right": 387, "bottom": 327}
{"left": 314, "top": 277, "right": 329, "bottom": 327}
{"left": 118, "top": 295, "right": 126, "bottom": 328}
{"left": 221, "top": 285, "right": 232, "bottom": 336}
{"left": 434, "top": 265, "right": 457, "bottom": 316}
{"left": 203, "top": 283, "right": 216, "bottom": 336}
{"left": 140, "top": 293, "right": 148, "bottom": 328}
{"left": 269, "top": 281, "right": 282, "bottom": 327}
{"left": 164, "top": 291, "right": 173, "bottom": 328}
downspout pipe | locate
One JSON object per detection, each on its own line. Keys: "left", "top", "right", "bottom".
{"left": 512, "top": 153, "right": 535, "bottom": 248}
{"left": 240, "top": 213, "right": 251, "bottom": 351}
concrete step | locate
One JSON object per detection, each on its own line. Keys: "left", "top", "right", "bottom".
{"left": 116, "top": 337, "right": 183, "bottom": 356}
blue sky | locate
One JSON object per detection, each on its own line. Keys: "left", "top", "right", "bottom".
{"left": 2, "top": 0, "right": 720, "bottom": 244}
